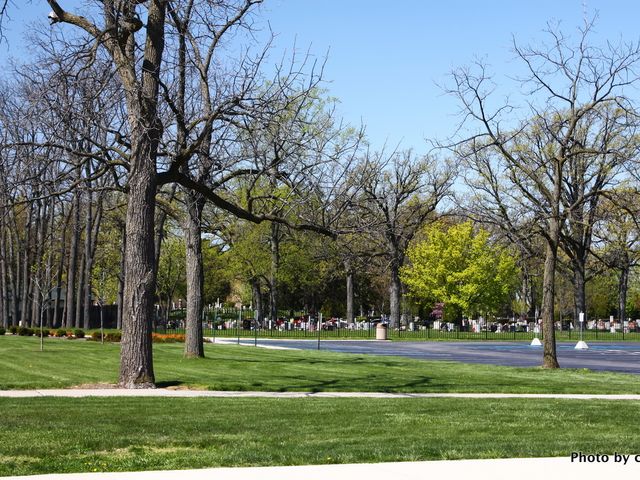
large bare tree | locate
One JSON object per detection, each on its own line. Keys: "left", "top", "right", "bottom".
{"left": 450, "top": 21, "right": 640, "bottom": 368}
{"left": 41, "top": 1, "right": 362, "bottom": 385}
{"left": 359, "top": 149, "right": 453, "bottom": 328}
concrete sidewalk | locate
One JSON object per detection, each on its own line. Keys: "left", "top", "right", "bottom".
{"left": 1, "top": 389, "right": 640, "bottom": 399}
{"left": 5, "top": 457, "right": 640, "bottom": 480}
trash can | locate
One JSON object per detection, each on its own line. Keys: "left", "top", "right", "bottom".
{"left": 376, "top": 323, "right": 388, "bottom": 340}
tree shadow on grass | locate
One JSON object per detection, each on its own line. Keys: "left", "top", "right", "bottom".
{"left": 155, "top": 381, "right": 184, "bottom": 388}
{"left": 273, "top": 374, "right": 436, "bottom": 393}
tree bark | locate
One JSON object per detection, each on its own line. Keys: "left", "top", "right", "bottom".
{"left": 74, "top": 250, "right": 85, "bottom": 329}
{"left": 19, "top": 203, "right": 34, "bottom": 326}
{"left": 117, "top": 222, "right": 126, "bottom": 331}
{"left": 251, "top": 277, "right": 263, "bottom": 326}
{"left": 0, "top": 211, "right": 9, "bottom": 327}
{"left": 82, "top": 185, "right": 93, "bottom": 330}
{"left": 154, "top": 184, "right": 177, "bottom": 270}
{"left": 53, "top": 205, "right": 71, "bottom": 329}
{"left": 118, "top": 149, "right": 158, "bottom": 388}
{"left": 183, "top": 192, "right": 205, "bottom": 358}
{"left": 269, "top": 222, "right": 280, "bottom": 322}
{"left": 572, "top": 262, "right": 586, "bottom": 326}
{"left": 44, "top": 199, "right": 56, "bottom": 328}
{"left": 65, "top": 192, "right": 81, "bottom": 329}
{"left": 7, "top": 219, "right": 19, "bottom": 327}
{"left": 345, "top": 260, "right": 354, "bottom": 324}
{"left": 30, "top": 199, "right": 45, "bottom": 327}
{"left": 389, "top": 261, "right": 401, "bottom": 328}
{"left": 117, "top": 0, "right": 167, "bottom": 388}
{"left": 541, "top": 224, "right": 560, "bottom": 369}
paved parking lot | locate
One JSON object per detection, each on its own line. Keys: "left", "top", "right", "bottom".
{"left": 246, "top": 339, "right": 640, "bottom": 374}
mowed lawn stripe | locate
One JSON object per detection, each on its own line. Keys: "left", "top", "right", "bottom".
{"left": 1, "top": 336, "right": 640, "bottom": 393}
{"left": 0, "top": 397, "right": 639, "bottom": 476}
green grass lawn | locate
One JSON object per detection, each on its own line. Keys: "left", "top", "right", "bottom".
{"left": 1, "top": 335, "right": 640, "bottom": 393}
{"left": 1, "top": 396, "right": 639, "bottom": 476}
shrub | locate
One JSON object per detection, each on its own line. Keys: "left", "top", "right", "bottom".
{"left": 89, "top": 331, "right": 102, "bottom": 341}
{"left": 73, "top": 329, "right": 85, "bottom": 339}
{"left": 18, "top": 327, "right": 34, "bottom": 336}
{"left": 0, "top": 327, "right": 5, "bottom": 336}
{"left": 104, "top": 332, "right": 122, "bottom": 342}
{"left": 9, "top": 325, "right": 18, "bottom": 335}
{"left": 55, "top": 329, "right": 67, "bottom": 337}
{"left": 40, "top": 328, "right": 50, "bottom": 337}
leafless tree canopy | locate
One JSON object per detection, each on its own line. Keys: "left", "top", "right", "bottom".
{"left": 448, "top": 20, "right": 640, "bottom": 367}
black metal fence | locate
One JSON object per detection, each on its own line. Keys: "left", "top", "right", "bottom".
{"left": 154, "top": 311, "right": 640, "bottom": 342}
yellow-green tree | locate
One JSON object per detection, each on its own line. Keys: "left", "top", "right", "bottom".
{"left": 401, "top": 221, "right": 518, "bottom": 321}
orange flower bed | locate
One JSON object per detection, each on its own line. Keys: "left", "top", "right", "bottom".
{"left": 152, "top": 333, "right": 186, "bottom": 343}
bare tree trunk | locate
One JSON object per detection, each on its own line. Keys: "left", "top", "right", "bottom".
{"left": 572, "top": 259, "right": 587, "bottom": 325}
{"left": 19, "top": 203, "right": 34, "bottom": 326}
{"left": 269, "top": 222, "right": 280, "bottom": 322}
{"left": 65, "top": 192, "right": 81, "bottom": 329}
{"left": 184, "top": 192, "right": 205, "bottom": 358}
{"left": 117, "top": 222, "right": 126, "bottom": 330}
{"left": 345, "top": 260, "right": 354, "bottom": 324}
{"left": 389, "top": 261, "right": 401, "bottom": 328}
{"left": 82, "top": 188, "right": 93, "bottom": 329}
{"left": 0, "top": 254, "right": 6, "bottom": 328}
{"left": 251, "top": 277, "right": 263, "bottom": 326}
{"left": 115, "top": 0, "right": 168, "bottom": 388}
{"left": 619, "top": 267, "right": 629, "bottom": 325}
{"left": 119, "top": 150, "right": 158, "bottom": 388}
{"left": 7, "top": 223, "right": 19, "bottom": 327}
{"left": 0, "top": 213, "right": 9, "bottom": 328}
{"left": 44, "top": 200, "right": 56, "bottom": 328}
{"left": 74, "top": 245, "right": 86, "bottom": 329}
{"left": 541, "top": 226, "right": 560, "bottom": 369}
{"left": 31, "top": 200, "right": 46, "bottom": 327}
{"left": 82, "top": 186, "right": 103, "bottom": 331}
{"left": 154, "top": 184, "right": 177, "bottom": 269}
{"left": 53, "top": 205, "right": 71, "bottom": 329}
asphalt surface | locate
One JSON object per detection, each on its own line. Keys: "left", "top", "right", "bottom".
{"left": 233, "top": 339, "right": 640, "bottom": 374}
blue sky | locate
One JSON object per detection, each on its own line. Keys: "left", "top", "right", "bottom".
{"left": 2, "top": 1, "right": 640, "bottom": 151}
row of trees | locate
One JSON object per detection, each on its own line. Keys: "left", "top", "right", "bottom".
{"left": 447, "top": 19, "right": 640, "bottom": 366}
{"left": 1, "top": 4, "right": 639, "bottom": 382}
{"left": 0, "top": 1, "right": 455, "bottom": 387}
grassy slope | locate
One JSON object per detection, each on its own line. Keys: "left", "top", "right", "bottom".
{"left": 1, "top": 335, "right": 640, "bottom": 393}
{"left": 1, "top": 397, "right": 639, "bottom": 476}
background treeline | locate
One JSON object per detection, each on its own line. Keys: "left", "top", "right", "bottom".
{"left": 1, "top": 3, "right": 640, "bottom": 376}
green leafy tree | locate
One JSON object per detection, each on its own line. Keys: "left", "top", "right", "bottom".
{"left": 401, "top": 221, "right": 518, "bottom": 321}
{"left": 156, "top": 237, "right": 186, "bottom": 320}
